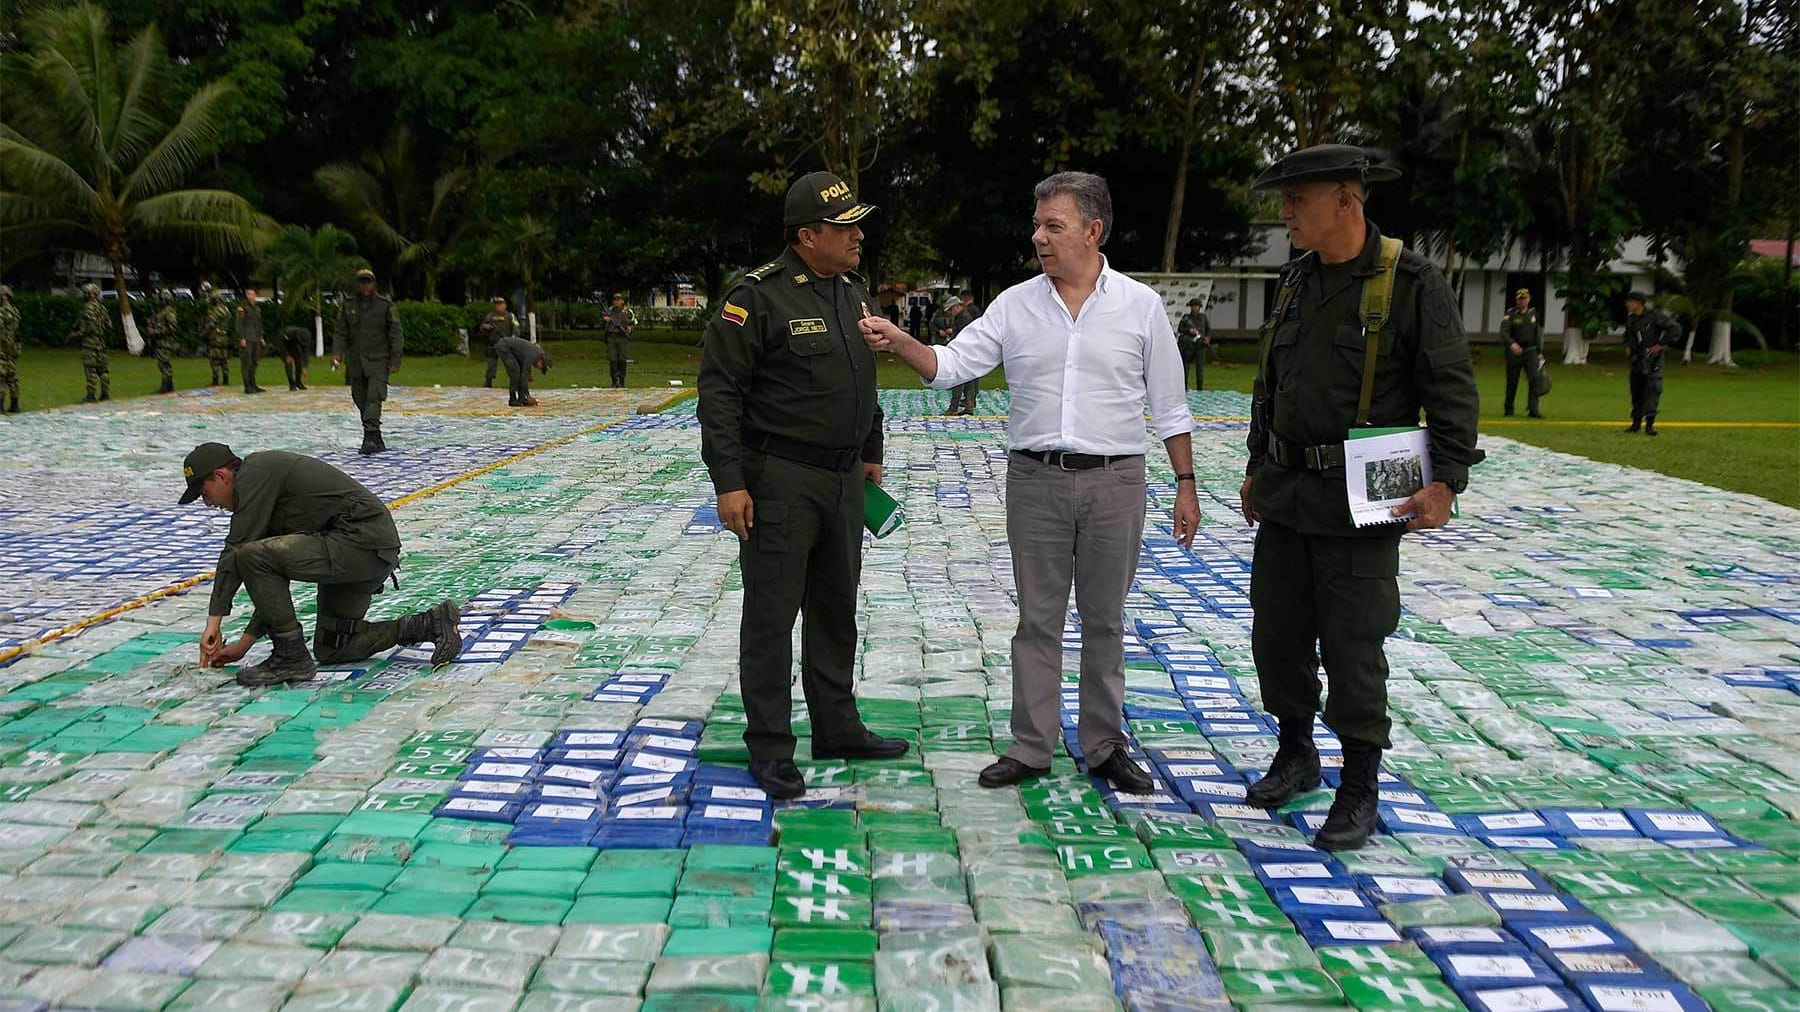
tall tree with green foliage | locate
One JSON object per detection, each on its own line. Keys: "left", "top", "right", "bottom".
{"left": 0, "top": 3, "right": 267, "bottom": 351}
{"left": 315, "top": 125, "right": 474, "bottom": 300}
{"left": 264, "top": 223, "right": 359, "bottom": 356}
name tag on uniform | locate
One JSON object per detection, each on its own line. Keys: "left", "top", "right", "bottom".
{"left": 789, "top": 318, "right": 828, "bottom": 336}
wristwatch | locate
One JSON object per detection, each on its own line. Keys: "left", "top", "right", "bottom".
{"left": 1175, "top": 473, "right": 1195, "bottom": 483}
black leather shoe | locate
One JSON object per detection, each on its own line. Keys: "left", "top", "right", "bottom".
{"left": 1529, "top": 412, "right": 1545, "bottom": 419}
{"left": 1089, "top": 751, "right": 1155, "bottom": 795}
{"left": 811, "top": 731, "right": 908, "bottom": 761}
{"left": 978, "top": 756, "right": 1049, "bottom": 789}
{"left": 749, "top": 759, "right": 805, "bottom": 800}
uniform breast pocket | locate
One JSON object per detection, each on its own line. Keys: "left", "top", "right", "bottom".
{"left": 785, "top": 331, "right": 833, "bottom": 390}
{"left": 1268, "top": 323, "right": 1300, "bottom": 389}
{"left": 1332, "top": 324, "right": 1395, "bottom": 383}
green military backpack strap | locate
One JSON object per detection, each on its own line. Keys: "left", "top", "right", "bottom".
{"left": 1354, "top": 236, "right": 1404, "bottom": 426}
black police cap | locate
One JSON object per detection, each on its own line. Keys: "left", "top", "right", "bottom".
{"left": 1251, "top": 144, "right": 1401, "bottom": 191}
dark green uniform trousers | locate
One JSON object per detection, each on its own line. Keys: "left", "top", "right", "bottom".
{"left": 240, "top": 343, "right": 261, "bottom": 393}
{"left": 737, "top": 450, "right": 866, "bottom": 760}
{"left": 484, "top": 338, "right": 502, "bottom": 386}
{"left": 1249, "top": 521, "right": 1402, "bottom": 749}
{"left": 1629, "top": 372, "right": 1663, "bottom": 421}
{"left": 348, "top": 370, "right": 388, "bottom": 438}
{"left": 236, "top": 532, "right": 402, "bottom": 663}
{"left": 1503, "top": 348, "right": 1541, "bottom": 415}
{"left": 606, "top": 336, "right": 629, "bottom": 387}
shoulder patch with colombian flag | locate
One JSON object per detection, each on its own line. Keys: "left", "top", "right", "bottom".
{"left": 721, "top": 300, "right": 748, "bottom": 327}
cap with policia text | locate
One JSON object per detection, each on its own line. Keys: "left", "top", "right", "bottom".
{"left": 1251, "top": 144, "right": 1402, "bottom": 191}
{"left": 180, "top": 442, "right": 238, "bottom": 504}
{"left": 784, "top": 171, "right": 877, "bottom": 227}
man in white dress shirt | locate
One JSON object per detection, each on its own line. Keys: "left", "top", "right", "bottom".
{"left": 861, "top": 172, "right": 1199, "bottom": 793}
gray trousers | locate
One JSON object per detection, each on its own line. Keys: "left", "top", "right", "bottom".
{"left": 235, "top": 532, "right": 401, "bottom": 662}
{"left": 501, "top": 343, "right": 536, "bottom": 402}
{"left": 1003, "top": 452, "right": 1147, "bottom": 768}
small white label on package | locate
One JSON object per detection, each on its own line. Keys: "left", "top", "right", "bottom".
{"left": 1527, "top": 924, "right": 1613, "bottom": 950}
{"left": 1489, "top": 893, "right": 1571, "bottom": 913}
{"left": 1645, "top": 813, "right": 1714, "bottom": 834}
{"left": 701, "top": 805, "right": 766, "bottom": 822}
{"left": 469, "top": 762, "right": 534, "bottom": 779}
{"left": 441, "top": 797, "right": 508, "bottom": 814}
{"left": 1480, "top": 813, "right": 1548, "bottom": 831}
{"left": 639, "top": 735, "right": 697, "bottom": 754}
{"left": 1463, "top": 871, "right": 1537, "bottom": 891}
{"left": 1372, "top": 876, "right": 1446, "bottom": 896}
{"left": 709, "top": 786, "right": 769, "bottom": 802}
{"left": 1290, "top": 887, "right": 1364, "bottom": 907}
{"left": 1261, "top": 862, "right": 1334, "bottom": 880}
{"left": 1450, "top": 955, "right": 1534, "bottom": 979}
{"left": 1477, "top": 987, "right": 1571, "bottom": 1012}
{"left": 1587, "top": 987, "right": 1682, "bottom": 1012}
{"left": 1324, "top": 920, "right": 1401, "bottom": 942}
{"left": 614, "top": 805, "right": 682, "bottom": 820}
{"left": 564, "top": 732, "right": 623, "bottom": 746}
{"left": 543, "top": 765, "right": 605, "bottom": 785}
{"left": 1392, "top": 807, "right": 1456, "bottom": 829}
{"left": 629, "top": 753, "right": 690, "bottom": 774}
{"left": 530, "top": 804, "right": 597, "bottom": 821}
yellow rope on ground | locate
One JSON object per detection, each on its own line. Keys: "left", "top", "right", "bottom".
{"left": 0, "top": 395, "right": 689, "bottom": 666}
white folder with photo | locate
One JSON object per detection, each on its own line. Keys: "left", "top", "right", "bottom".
{"left": 1344, "top": 427, "right": 1432, "bottom": 528}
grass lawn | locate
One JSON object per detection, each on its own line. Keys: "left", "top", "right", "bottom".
{"left": 10, "top": 336, "right": 1797, "bottom": 507}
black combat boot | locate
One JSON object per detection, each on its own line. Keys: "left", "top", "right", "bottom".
{"left": 1645, "top": 414, "right": 1658, "bottom": 437}
{"left": 235, "top": 628, "right": 319, "bottom": 687}
{"left": 398, "top": 600, "right": 463, "bottom": 667}
{"left": 1624, "top": 418, "right": 1641, "bottom": 433}
{"left": 1314, "top": 739, "right": 1382, "bottom": 852}
{"left": 5, "top": 397, "right": 17, "bottom": 414}
{"left": 358, "top": 429, "right": 379, "bottom": 455}
{"left": 372, "top": 430, "right": 388, "bottom": 453}
{"left": 81, "top": 394, "right": 97, "bottom": 403}
{"left": 1246, "top": 716, "right": 1322, "bottom": 808}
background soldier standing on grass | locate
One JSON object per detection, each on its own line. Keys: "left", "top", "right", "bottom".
{"left": 331, "top": 267, "right": 404, "bottom": 455}
{"left": 479, "top": 296, "right": 519, "bottom": 388}
{"left": 604, "top": 292, "right": 636, "bottom": 387}
{"left": 77, "top": 282, "right": 110, "bottom": 403}
{"left": 1238, "top": 144, "right": 1483, "bottom": 852}
{"left": 1622, "top": 291, "right": 1677, "bottom": 436}
{"left": 236, "top": 286, "right": 267, "bottom": 394}
{"left": 1176, "top": 296, "right": 1211, "bottom": 390}
{"left": 0, "top": 286, "right": 20, "bottom": 413}
{"left": 1501, "top": 288, "right": 1543, "bottom": 418}
{"left": 697, "top": 169, "right": 906, "bottom": 800}
{"left": 148, "top": 289, "right": 177, "bottom": 394}
{"left": 202, "top": 283, "right": 232, "bottom": 386}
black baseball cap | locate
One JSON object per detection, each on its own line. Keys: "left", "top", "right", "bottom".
{"left": 784, "top": 171, "right": 877, "bottom": 228}
{"left": 180, "top": 442, "right": 238, "bottom": 504}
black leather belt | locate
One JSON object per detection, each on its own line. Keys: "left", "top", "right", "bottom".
{"left": 1012, "top": 449, "right": 1143, "bottom": 471}
{"left": 1267, "top": 434, "right": 1344, "bottom": 471}
{"left": 748, "top": 432, "right": 860, "bottom": 472}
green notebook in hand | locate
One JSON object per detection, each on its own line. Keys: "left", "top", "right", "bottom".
{"left": 864, "top": 480, "right": 903, "bottom": 538}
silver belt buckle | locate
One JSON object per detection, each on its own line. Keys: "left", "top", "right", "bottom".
{"left": 1056, "top": 451, "right": 1075, "bottom": 471}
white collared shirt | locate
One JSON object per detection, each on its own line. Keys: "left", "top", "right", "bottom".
{"left": 929, "top": 257, "right": 1194, "bottom": 454}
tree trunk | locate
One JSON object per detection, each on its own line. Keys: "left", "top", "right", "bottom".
{"left": 314, "top": 312, "right": 326, "bottom": 359}
{"left": 1705, "top": 318, "right": 1736, "bottom": 366}
{"left": 1161, "top": 135, "right": 1192, "bottom": 274}
{"left": 1561, "top": 327, "right": 1587, "bottom": 365}
{"left": 111, "top": 260, "right": 144, "bottom": 355}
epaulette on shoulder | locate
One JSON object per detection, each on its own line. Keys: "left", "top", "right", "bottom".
{"left": 743, "top": 259, "right": 784, "bottom": 283}
{"left": 1395, "top": 247, "right": 1436, "bottom": 276}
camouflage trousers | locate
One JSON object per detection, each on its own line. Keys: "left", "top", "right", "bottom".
{"left": 82, "top": 348, "right": 109, "bottom": 400}
{"left": 154, "top": 344, "right": 173, "bottom": 386}
{"left": 0, "top": 359, "right": 17, "bottom": 404}
{"left": 208, "top": 344, "right": 231, "bottom": 386}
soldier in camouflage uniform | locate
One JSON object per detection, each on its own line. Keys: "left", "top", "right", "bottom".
{"left": 603, "top": 293, "right": 636, "bottom": 388}
{"left": 148, "top": 289, "right": 178, "bottom": 394}
{"left": 0, "top": 284, "right": 19, "bottom": 410}
{"left": 201, "top": 284, "right": 232, "bottom": 386}
{"left": 76, "top": 282, "right": 111, "bottom": 403}
{"left": 0, "top": 286, "right": 20, "bottom": 413}
{"left": 478, "top": 296, "right": 520, "bottom": 387}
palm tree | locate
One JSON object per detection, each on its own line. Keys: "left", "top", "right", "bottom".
{"left": 266, "top": 224, "right": 360, "bottom": 357}
{"left": 488, "top": 215, "right": 553, "bottom": 324}
{"left": 315, "top": 126, "right": 473, "bottom": 301}
{"left": 0, "top": 4, "right": 267, "bottom": 353}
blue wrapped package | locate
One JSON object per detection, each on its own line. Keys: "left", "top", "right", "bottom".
{"left": 1238, "top": 837, "right": 1335, "bottom": 865}
{"left": 1482, "top": 835, "right": 1575, "bottom": 852}
{"left": 531, "top": 782, "right": 603, "bottom": 804}
{"left": 1512, "top": 919, "right": 1637, "bottom": 958}
{"left": 1462, "top": 985, "right": 1590, "bottom": 1012}
{"left": 1434, "top": 950, "right": 1564, "bottom": 989}
{"left": 693, "top": 784, "right": 771, "bottom": 806}
{"left": 630, "top": 718, "right": 703, "bottom": 738}
{"left": 510, "top": 801, "right": 603, "bottom": 846}
{"left": 1456, "top": 812, "right": 1556, "bottom": 837}
{"left": 1408, "top": 926, "right": 1532, "bottom": 956}
{"left": 613, "top": 783, "right": 692, "bottom": 809}
{"left": 1270, "top": 883, "right": 1384, "bottom": 921}
{"left": 1446, "top": 868, "right": 1553, "bottom": 894}
{"left": 544, "top": 747, "right": 622, "bottom": 768}
{"left": 1293, "top": 917, "right": 1405, "bottom": 947}
{"left": 1356, "top": 873, "right": 1451, "bottom": 904}
{"left": 616, "top": 749, "right": 698, "bottom": 780}
{"left": 694, "top": 765, "right": 764, "bottom": 789}
{"left": 1624, "top": 809, "right": 1726, "bottom": 840}
{"left": 1538, "top": 949, "right": 1672, "bottom": 986}
{"left": 1485, "top": 891, "right": 1592, "bottom": 923}
{"left": 1533, "top": 806, "right": 1648, "bottom": 839}
{"left": 1576, "top": 981, "right": 1707, "bottom": 1012}
{"left": 433, "top": 795, "right": 524, "bottom": 823}
{"left": 1097, "top": 920, "right": 1228, "bottom": 1010}
{"left": 1251, "top": 858, "right": 1346, "bottom": 888}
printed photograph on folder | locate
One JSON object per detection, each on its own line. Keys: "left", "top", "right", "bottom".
{"left": 1344, "top": 428, "right": 1432, "bottom": 527}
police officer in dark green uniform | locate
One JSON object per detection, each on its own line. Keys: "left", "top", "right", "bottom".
{"left": 1501, "top": 287, "right": 1544, "bottom": 418}
{"left": 1238, "top": 145, "right": 1484, "bottom": 851}
{"left": 331, "top": 267, "right": 403, "bottom": 455}
{"left": 236, "top": 286, "right": 267, "bottom": 394}
{"left": 479, "top": 296, "right": 519, "bottom": 388}
{"left": 603, "top": 293, "right": 636, "bottom": 388}
{"left": 698, "top": 170, "right": 908, "bottom": 798}
{"left": 1621, "top": 291, "right": 1677, "bottom": 435}
{"left": 183, "top": 442, "right": 462, "bottom": 687}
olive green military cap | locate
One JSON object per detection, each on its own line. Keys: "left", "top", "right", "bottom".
{"left": 1515, "top": 288, "right": 1531, "bottom": 299}
{"left": 180, "top": 441, "right": 238, "bottom": 504}
{"left": 0, "top": 285, "right": 11, "bottom": 298}
{"left": 1251, "top": 144, "right": 1401, "bottom": 190}
{"left": 81, "top": 282, "right": 100, "bottom": 295}
{"left": 784, "top": 170, "right": 877, "bottom": 227}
